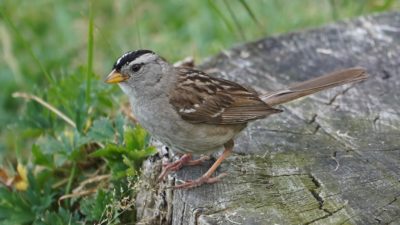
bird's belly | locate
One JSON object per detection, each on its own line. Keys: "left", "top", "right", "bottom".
{"left": 158, "top": 123, "right": 239, "bottom": 154}
{"left": 132, "top": 99, "right": 245, "bottom": 155}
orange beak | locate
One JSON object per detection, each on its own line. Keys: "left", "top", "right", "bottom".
{"left": 105, "top": 69, "right": 129, "bottom": 84}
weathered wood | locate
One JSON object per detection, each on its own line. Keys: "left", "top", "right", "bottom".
{"left": 136, "top": 12, "right": 400, "bottom": 225}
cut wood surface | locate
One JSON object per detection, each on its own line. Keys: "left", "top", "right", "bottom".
{"left": 136, "top": 12, "right": 400, "bottom": 225}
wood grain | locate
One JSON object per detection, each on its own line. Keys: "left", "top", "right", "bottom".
{"left": 136, "top": 12, "right": 400, "bottom": 225}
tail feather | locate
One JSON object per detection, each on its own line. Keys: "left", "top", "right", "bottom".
{"left": 261, "top": 67, "right": 367, "bottom": 106}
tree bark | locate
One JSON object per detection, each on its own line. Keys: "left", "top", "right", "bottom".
{"left": 136, "top": 12, "right": 400, "bottom": 225}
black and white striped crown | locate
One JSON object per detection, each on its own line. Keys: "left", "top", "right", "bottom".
{"left": 113, "top": 49, "right": 155, "bottom": 71}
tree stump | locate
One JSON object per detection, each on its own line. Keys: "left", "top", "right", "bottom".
{"left": 136, "top": 12, "right": 400, "bottom": 225}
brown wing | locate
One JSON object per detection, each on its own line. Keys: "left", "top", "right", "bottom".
{"left": 169, "top": 67, "right": 282, "bottom": 125}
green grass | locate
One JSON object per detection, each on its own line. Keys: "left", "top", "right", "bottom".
{"left": 0, "top": 0, "right": 398, "bottom": 224}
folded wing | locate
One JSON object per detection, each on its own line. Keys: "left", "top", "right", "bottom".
{"left": 169, "top": 68, "right": 282, "bottom": 125}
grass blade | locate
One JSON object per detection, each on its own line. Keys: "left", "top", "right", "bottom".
{"left": 86, "top": 0, "right": 94, "bottom": 105}
{"left": 223, "top": 0, "right": 246, "bottom": 40}
{"left": 207, "top": 0, "right": 236, "bottom": 36}
{"left": 329, "top": 0, "right": 339, "bottom": 20}
{"left": 0, "top": 9, "right": 53, "bottom": 85}
{"left": 237, "top": 0, "right": 263, "bottom": 29}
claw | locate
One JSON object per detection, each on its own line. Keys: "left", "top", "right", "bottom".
{"left": 173, "top": 141, "right": 233, "bottom": 189}
{"left": 164, "top": 140, "right": 234, "bottom": 189}
{"left": 174, "top": 173, "right": 228, "bottom": 189}
{"left": 158, "top": 154, "right": 210, "bottom": 181}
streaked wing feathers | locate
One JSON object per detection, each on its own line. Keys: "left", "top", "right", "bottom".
{"left": 169, "top": 67, "right": 282, "bottom": 125}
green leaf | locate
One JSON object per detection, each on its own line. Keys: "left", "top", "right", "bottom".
{"left": 122, "top": 155, "right": 138, "bottom": 177}
{"left": 90, "top": 143, "right": 125, "bottom": 158}
{"left": 90, "top": 122, "right": 156, "bottom": 178}
{"left": 34, "top": 208, "right": 80, "bottom": 225}
{"left": 125, "top": 125, "right": 148, "bottom": 150}
{"left": 0, "top": 188, "right": 35, "bottom": 224}
{"left": 87, "top": 117, "right": 115, "bottom": 143}
{"left": 115, "top": 113, "right": 125, "bottom": 145}
{"left": 32, "top": 144, "right": 54, "bottom": 168}
{"left": 73, "top": 126, "right": 90, "bottom": 147}
{"left": 0, "top": 172, "right": 55, "bottom": 225}
{"left": 129, "top": 146, "right": 156, "bottom": 169}
{"left": 37, "top": 136, "right": 65, "bottom": 155}
{"left": 80, "top": 189, "right": 113, "bottom": 222}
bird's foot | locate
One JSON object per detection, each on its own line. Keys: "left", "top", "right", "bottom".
{"left": 158, "top": 154, "right": 210, "bottom": 181}
{"left": 174, "top": 173, "right": 228, "bottom": 189}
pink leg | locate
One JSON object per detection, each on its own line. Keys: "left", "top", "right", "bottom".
{"left": 158, "top": 154, "right": 209, "bottom": 181}
{"left": 174, "top": 140, "right": 233, "bottom": 189}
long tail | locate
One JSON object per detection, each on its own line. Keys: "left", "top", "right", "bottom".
{"left": 260, "top": 67, "right": 368, "bottom": 106}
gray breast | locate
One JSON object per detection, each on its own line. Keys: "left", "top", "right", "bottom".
{"left": 131, "top": 97, "right": 244, "bottom": 154}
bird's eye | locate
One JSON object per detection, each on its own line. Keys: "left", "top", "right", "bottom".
{"left": 131, "top": 63, "right": 143, "bottom": 72}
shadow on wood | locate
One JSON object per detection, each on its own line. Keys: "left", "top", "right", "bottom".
{"left": 136, "top": 12, "right": 400, "bottom": 225}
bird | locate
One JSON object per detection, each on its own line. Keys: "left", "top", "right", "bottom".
{"left": 105, "top": 49, "right": 367, "bottom": 189}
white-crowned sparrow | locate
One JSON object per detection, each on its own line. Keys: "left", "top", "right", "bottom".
{"left": 105, "top": 49, "right": 367, "bottom": 189}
